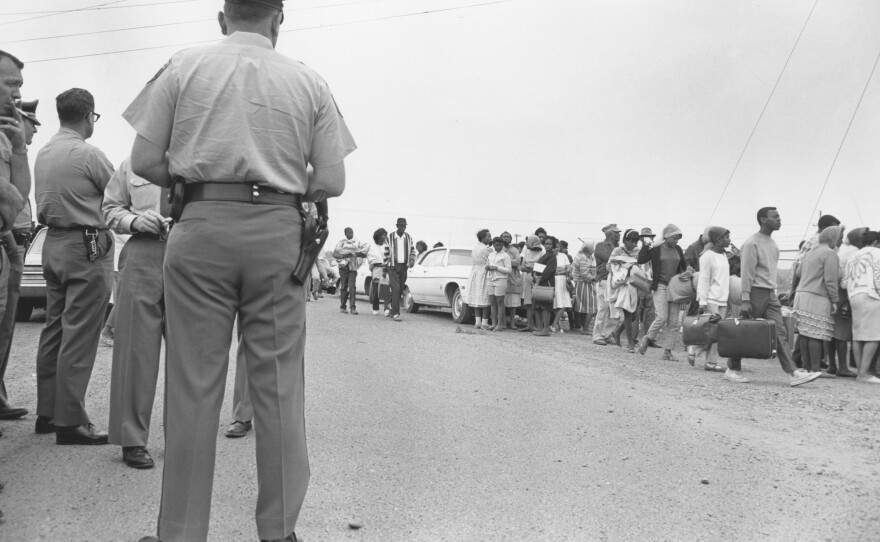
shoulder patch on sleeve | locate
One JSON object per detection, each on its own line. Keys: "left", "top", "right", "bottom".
{"left": 147, "top": 59, "right": 172, "bottom": 84}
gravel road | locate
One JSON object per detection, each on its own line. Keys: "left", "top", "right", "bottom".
{"left": 1, "top": 297, "right": 878, "bottom": 541}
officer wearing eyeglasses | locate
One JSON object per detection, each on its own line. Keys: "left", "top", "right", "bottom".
{"left": 125, "top": 1, "right": 356, "bottom": 541}
{"left": 33, "top": 88, "right": 115, "bottom": 445}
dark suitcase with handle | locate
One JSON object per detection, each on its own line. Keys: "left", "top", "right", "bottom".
{"left": 717, "top": 318, "right": 777, "bottom": 359}
{"left": 681, "top": 313, "right": 721, "bottom": 346}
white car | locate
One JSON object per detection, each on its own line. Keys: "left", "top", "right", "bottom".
{"left": 402, "top": 246, "right": 475, "bottom": 324}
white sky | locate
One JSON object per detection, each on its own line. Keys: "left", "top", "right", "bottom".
{"left": 3, "top": 0, "right": 879, "bottom": 252}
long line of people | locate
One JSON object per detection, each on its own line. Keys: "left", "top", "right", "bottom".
{"left": 456, "top": 209, "right": 880, "bottom": 388}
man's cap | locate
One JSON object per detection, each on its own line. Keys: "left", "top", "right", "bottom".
{"left": 602, "top": 224, "right": 621, "bottom": 234}
{"left": 228, "top": 0, "right": 283, "bottom": 9}
{"left": 639, "top": 227, "right": 655, "bottom": 238}
{"left": 17, "top": 99, "right": 40, "bottom": 126}
{"left": 396, "top": 217, "right": 407, "bottom": 226}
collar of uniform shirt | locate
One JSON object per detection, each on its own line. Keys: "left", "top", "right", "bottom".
{"left": 57, "top": 126, "right": 85, "bottom": 141}
{"left": 226, "top": 31, "right": 274, "bottom": 50}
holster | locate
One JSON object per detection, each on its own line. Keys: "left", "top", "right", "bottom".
{"left": 168, "top": 176, "right": 187, "bottom": 222}
{"left": 291, "top": 200, "right": 329, "bottom": 285}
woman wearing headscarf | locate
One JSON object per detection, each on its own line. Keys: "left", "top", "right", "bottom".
{"left": 519, "top": 235, "right": 545, "bottom": 333}
{"left": 501, "top": 232, "right": 522, "bottom": 329}
{"left": 793, "top": 226, "right": 842, "bottom": 374}
{"left": 607, "top": 229, "right": 641, "bottom": 351}
{"left": 466, "top": 229, "right": 493, "bottom": 330}
{"left": 571, "top": 241, "right": 597, "bottom": 335}
{"left": 532, "top": 236, "right": 559, "bottom": 336}
{"left": 844, "top": 229, "right": 880, "bottom": 383}
{"left": 637, "top": 224, "right": 691, "bottom": 361}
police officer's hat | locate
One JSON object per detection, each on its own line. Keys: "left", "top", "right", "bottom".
{"left": 17, "top": 99, "right": 40, "bottom": 126}
{"left": 228, "top": 0, "right": 284, "bottom": 9}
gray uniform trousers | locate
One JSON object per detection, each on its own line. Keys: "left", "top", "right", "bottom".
{"left": 157, "top": 201, "right": 308, "bottom": 542}
{"left": 36, "top": 229, "right": 112, "bottom": 426}
{"left": 0, "top": 238, "right": 22, "bottom": 405}
{"left": 232, "top": 334, "right": 254, "bottom": 423}
{"left": 108, "top": 236, "right": 165, "bottom": 447}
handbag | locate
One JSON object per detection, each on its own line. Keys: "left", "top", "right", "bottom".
{"left": 667, "top": 272, "right": 699, "bottom": 304}
{"left": 681, "top": 313, "right": 721, "bottom": 346}
{"left": 627, "top": 266, "right": 652, "bottom": 294}
{"left": 532, "top": 285, "right": 555, "bottom": 304}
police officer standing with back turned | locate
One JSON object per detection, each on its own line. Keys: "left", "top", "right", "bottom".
{"left": 34, "top": 88, "right": 114, "bottom": 444}
{"left": 125, "top": 1, "right": 356, "bottom": 541}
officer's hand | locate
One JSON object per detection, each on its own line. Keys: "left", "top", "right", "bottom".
{"left": 132, "top": 210, "right": 165, "bottom": 234}
{"left": 738, "top": 306, "right": 751, "bottom": 319}
{"left": 409, "top": 261, "right": 415, "bottom": 269}
{"left": 0, "top": 114, "right": 25, "bottom": 153}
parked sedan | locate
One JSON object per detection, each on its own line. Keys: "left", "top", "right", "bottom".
{"left": 401, "top": 246, "right": 475, "bottom": 324}
{"left": 17, "top": 226, "right": 47, "bottom": 321}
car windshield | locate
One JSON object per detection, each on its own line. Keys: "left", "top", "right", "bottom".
{"left": 447, "top": 249, "right": 471, "bottom": 266}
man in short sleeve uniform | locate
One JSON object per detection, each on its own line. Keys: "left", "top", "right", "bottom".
{"left": 103, "top": 156, "right": 170, "bottom": 469}
{"left": 34, "top": 88, "right": 115, "bottom": 443}
{"left": 124, "top": 2, "right": 356, "bottom": 541}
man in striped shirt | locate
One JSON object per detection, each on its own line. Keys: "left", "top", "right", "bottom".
{"left": 387, "top": 217, "right": 416, "bottom": 321}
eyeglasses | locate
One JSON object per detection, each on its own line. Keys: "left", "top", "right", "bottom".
{"left": 87, "top": 111, "right": 101, "bottom": 123}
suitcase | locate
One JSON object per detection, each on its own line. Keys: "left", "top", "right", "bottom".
{"left": 681, "top": 313, "right": 721, "bottom": 346}
{"left": 717, "top": 318, "right": 777, "bottom": 359}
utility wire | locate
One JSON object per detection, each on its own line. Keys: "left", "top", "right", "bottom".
{"left": 800, "top": 41, "right": 880, "bottom": 240}
{"left": 5, "top": 0, "right": 384, "bottom": 43}
{"left": 704, "top": 0, "right": 819, "bottom": 226}
{"left": 25, "top": 0, "right": 519, "bottom": 63}
{"left": 0, "top": 0, "right": 198, "bottom": 16}
{"left": 0, "top": 0, "right": 131, "bottom": 27}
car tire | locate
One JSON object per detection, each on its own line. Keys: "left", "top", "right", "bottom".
{"left": 15, "top": 300, "right": 33, "bottom": 322}
{"left": 403, "top": 286, "right": 420, "bottom": 314}
{"left": 451, "top": 286, "right": 474, "bottom": 324}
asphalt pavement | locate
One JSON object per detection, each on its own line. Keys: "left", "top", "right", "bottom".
{"left": 1, "top": 295, "right": 879, "bottom": 541}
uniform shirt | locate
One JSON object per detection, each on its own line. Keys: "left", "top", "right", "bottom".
{"left": 103, "top": 157, "right": 164, "bottom": 234}
{"left": 35, "top": 128, "right": 114, "bottom": 228}
{"left": 0, "top": 133, "right": 12, "bottom": 230}
{"left": 122, "top": 31, "right": 356, "bottom": 195}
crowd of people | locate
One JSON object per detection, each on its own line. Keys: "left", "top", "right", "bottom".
{"left": 449, "top": 211, "right": 880, "bottom": 388}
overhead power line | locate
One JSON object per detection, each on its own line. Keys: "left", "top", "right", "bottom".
{"left": 4, "top": 0, "right": 383, "bottom": 44}
{"left": 25, "top": 0, "right": 519, "bottom": 64}
{"left": 0, "top": 0, "right": 198, "bottom": 17}
{"left": 704, "top": 0, "right": 819, "bottom": 226}
{"left": 0, "top": 0, "right": 131, "bottom": 27}
{"left": 800, "top": 40, "right": 880, "bottom": 239}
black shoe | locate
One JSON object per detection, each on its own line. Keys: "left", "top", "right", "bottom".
{"left": 647, "top": 339, "right": 662, "bottom": 348}
{"left": 35, "top": 415, "right": 57, "bottom": 434}
{"left": 225, "top": 420, "right": 252, "bottom": 438}
{"left": 0, "top": 404, "right": 28, "bottom": 420}
{"left": 123, "top": 446, "right": 155, "bottom": 469}
{"left": 56, "top": 423, "right": 109, "bottom": 445}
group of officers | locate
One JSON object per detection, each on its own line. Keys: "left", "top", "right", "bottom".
{"left": 0, "top": 0, "right": 356, "bottom": 541}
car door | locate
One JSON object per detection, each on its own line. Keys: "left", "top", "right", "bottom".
{"left": 415, "top": 248, "right": 446, "bottom": 305}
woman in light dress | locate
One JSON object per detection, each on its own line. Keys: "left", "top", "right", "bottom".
{"left": 465, "top": 229, "right": 493, "bottom": 330}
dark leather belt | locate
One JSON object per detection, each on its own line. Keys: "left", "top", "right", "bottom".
{"left": 48, "top": 225, "right": 108, "bottom": 232}
{"left": 186, "top": 182, "right": 302, "bottom": 208}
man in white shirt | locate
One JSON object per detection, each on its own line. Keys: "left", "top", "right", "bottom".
{"left": 387, "top": 218, "right": 416, "bottom": 322}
